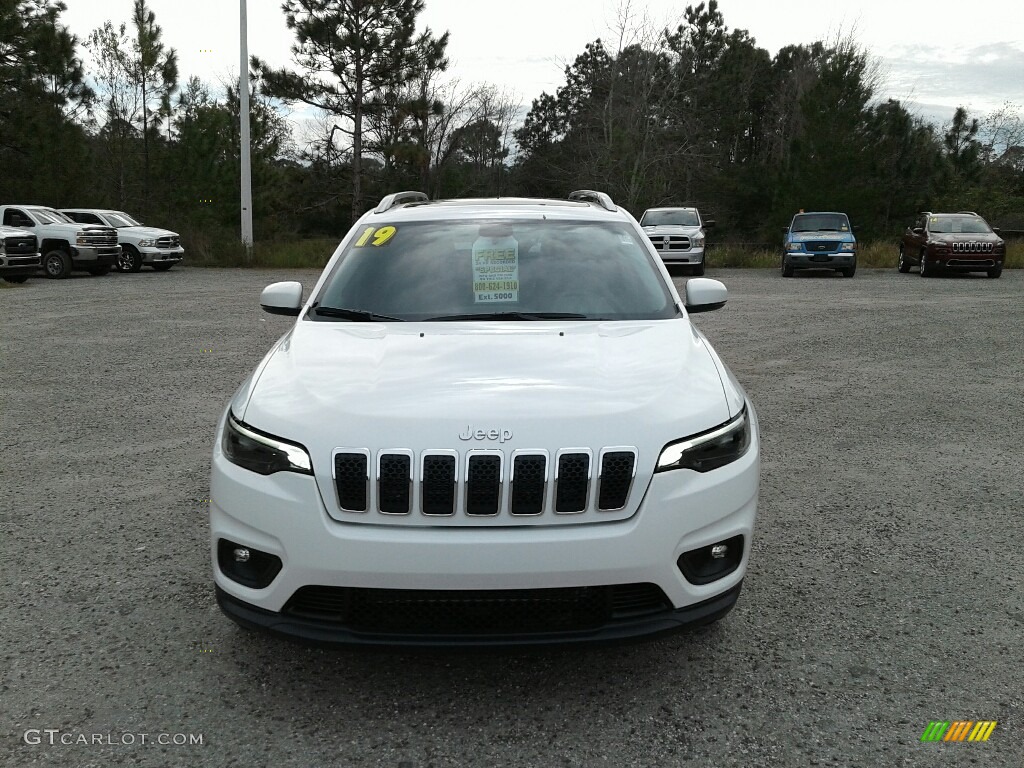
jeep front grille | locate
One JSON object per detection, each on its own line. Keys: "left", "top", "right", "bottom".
{"left": 951, "top": 241, "right": 993, "bottom": 253}
{"left": 331, "top": 447, "right": 638, "bottom": 522}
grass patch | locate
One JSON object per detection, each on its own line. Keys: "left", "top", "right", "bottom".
{"left": 183, "top": 229, "right": 338, "bottom": 269}
{"left": 708, "top": 240, "right": 1022, "bottom": 269}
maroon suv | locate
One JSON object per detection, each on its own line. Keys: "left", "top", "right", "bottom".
{"left": 898, "top": 211, "right": 1005, "bottom": 278}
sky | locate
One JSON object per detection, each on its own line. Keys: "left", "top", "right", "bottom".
{"left": 60, "top": 0, "right": 1024, "bottom": 129}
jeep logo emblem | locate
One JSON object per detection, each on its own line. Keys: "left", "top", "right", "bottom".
{"left": 459, "top": 426, "right": 513, "bottom": 443}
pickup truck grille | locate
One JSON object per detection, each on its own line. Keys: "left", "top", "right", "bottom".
{"left": 156, "top": 235, "right": 180, "bottom": 248}
{"left": 79, "top": 227, "right": 118, "bottom": 247}
{"left": 4, "top": 236, "right": 37, "bottom": 255}
{"left": 648, "top": 235, "right": 691, "bottom": 251}
{"left": 332, "top": 447, "right": 637, "bottom": 523}
{"left": 802, "top": 241, "right": 840, "bottom": 252}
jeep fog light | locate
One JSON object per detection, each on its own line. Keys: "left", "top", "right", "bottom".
{"left": 218, "top": 539, "right": 282, "bottom": 588}
{"left": 678, "top": 535, "right": 744, "bottom": 584}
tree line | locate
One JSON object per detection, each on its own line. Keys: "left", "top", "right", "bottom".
{"left": 2, "top": 0, "right": 1022, "bottom": 252}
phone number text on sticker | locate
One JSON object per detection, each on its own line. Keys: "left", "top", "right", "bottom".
{"left": 472, "top": 241, "right": 519, "bottom": 303}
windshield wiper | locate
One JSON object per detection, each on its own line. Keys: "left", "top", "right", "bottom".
{"left": 424, "top": 311, "right": 591, "bottom": 321}
{"left": 310, "top": 304, "right": 405, "bottom": 322}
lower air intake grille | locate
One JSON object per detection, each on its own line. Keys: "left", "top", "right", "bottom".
{"left": 283, "top": 583, "right": 672, "bottom": 635}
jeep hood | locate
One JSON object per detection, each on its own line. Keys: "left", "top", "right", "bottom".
{"left": 234, "top": 320, "right": 734, "bottom": 462}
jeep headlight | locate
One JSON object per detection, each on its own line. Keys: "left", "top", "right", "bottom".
{"left": 656, "top": 407, "right": 751, "bottom": 473}
{"left": 138, "top": 239, "right": 156, "bottom": 247}
{"left": 222, "top": 412, "right": 312, "bottom": 475}
{"left": 841, "top": 242, "right": 856, "bottom": 252}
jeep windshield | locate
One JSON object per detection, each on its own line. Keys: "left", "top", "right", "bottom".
{"left": 312, "top": 219, "right": 679, "bottom": 322}
{"left": 641, "top": 210, "right": 700, "bottom": 227}
{"left": 929, "top": 216, "right": 992, "bottom": 234}
{"left": 791, "top": 213, "right": 851, "bottom": 232}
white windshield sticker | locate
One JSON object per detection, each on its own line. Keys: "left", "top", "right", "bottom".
{"left": 472, "top": 236, "right": 519, "bottom": 303}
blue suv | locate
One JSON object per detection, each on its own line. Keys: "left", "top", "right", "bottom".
{"left": 781, "top": 212, "right": 857, "bottom": 277}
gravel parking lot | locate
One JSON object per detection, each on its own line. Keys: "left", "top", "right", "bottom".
{"left": 2, "top": 266, "right": 1022, "bottom": 767}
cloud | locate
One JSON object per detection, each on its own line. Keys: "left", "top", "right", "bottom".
{"left": 876, "top": 41, "right": 1024, "bottom": 115}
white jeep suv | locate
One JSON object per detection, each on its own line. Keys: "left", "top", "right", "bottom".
{"left": 210, "top": 190, "right": 759, "bottom": 646}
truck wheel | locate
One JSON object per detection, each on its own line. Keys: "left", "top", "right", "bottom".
{"left": 692, "top": 259, "right": 706, "bottom": 276}
{"left": 151, "top": 262, "right": 175, "bottom": 272}
{"left": 88, "top": 265, "right": 111, "bottom": 276}
{"left": 987, "top": 266, "right": 1002, "bottom": 278}
{"left": 118, "top": 245, "right": 143, "bottom": 273}
{"left": 897, "top": 245, "right": 911, "bottom": 273}
{"left": 2, "top": 276, "right": 29, "bottom": 283}
{"left": 43, "top": 249, "right": 72, "bottom": 279}
{"left": 919, "top": 250, "right": 934, "bottom": 278}
{"left": 781, "top": 255, "right": 794, "bottom": 277}
{"left": 841, "top": 262, "right": 856, "bottom": 278}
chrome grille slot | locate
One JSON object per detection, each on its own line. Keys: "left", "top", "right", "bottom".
{"left": 510, "top": 452, "right": 547, "bottom": 515}
{"left": 597, "top": 450, "right": 636, "bottom": 511}
{"left": 421, "top": 453, "right": 457, "bottom": 516}
{"left": 333, "top": 451, "right": 368, "bottom": 512}
{"left": 555, "top": 451, "right": 591, "bottom": 514}
{"left": 465, "top": 453, "right": 501, "bottom": 516}
{"left": 378, "top": 452, "right": 412, "bottom": 514}
{"left": 649, "top": 235, "right": 691, "bottom": 251}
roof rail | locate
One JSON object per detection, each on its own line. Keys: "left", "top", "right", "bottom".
{"left": 374, "top": 191, "right": 429, "bottom": 214}
{"left": 568, "top": 189, "right": 617, "bottom": 212}
{"left": 956, "top": 210, "right": 979, "bottom": 215}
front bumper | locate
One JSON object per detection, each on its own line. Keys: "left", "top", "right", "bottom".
{"left": 71, "top": 245, "right": 121, "bottom": 265}
{"left": 936, "top": 256, "right": 1001, "bottom": 271}
{"left": 209, "top": 409, "right": 760, "bottom": 645}
{"left": 656, "top": 246, "right": 705, "bottom": 265}
{"left": 0, "top": 255, "right": 42, "bottom": 276}
{"left": 786, "top": 252, "right": 855, "bottom": 268}
{"left": 138, "top": 246, "right": 185, "bottom": 265}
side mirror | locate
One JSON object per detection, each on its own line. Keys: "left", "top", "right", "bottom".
{"left": 781, "top": 226, "right": 789, "bottom": 234}
{"left": 913, "top": 227, "right": 924, "bottom": 235}
{"left": 684, "top": 278, "right": 728, "bottom": 314}
{"left": 260, "top": 281, "right": 303, "bottom": 316}
{"left": 703, "top": 219, "right": 716, "bottom": 229}
{"left": 992, "top": 227, "right": 1001, "bottom": 234}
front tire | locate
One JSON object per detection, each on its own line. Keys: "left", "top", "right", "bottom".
{"left": 919, "top": 249, "right": 935, "bottom": 278}
{"left": 897, "top": 245, "right": 911, "bottom": 273}
{"left": 781, "top": 255, "right": 794, "bottom": 277}
{"left": 692, "top": 258, "right": 706, "bottom": 277}
{"left": 43, "top": 249, "right": 71, "bottom": 279}
{"left": 151, "top": 262, "right": 175, "bottom": 272}
{"left": 841, "top": 261, "right": 856, "bottom": 278}
{"left": 987, "top": 266, "right": 1003, "bottom": 278}
{"left": 118, "top": 245, "right": 143, "bottom": 273}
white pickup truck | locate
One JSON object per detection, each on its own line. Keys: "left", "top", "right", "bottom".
{"left": 61, "top": 208, "right": 184, "bottom": 273}
{"left": 0, "top": 224, "right": 41, "bottom": 283}
{"left": 0, "top": 205, "right": 120, "bottom": 279}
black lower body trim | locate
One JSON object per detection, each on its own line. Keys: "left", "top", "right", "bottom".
{"left": 214, "top": 581, "right": 743, "bottom": 648}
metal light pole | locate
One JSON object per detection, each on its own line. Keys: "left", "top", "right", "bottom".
{"left": 239, "top": 0, "right": 254, "bottom": 257}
